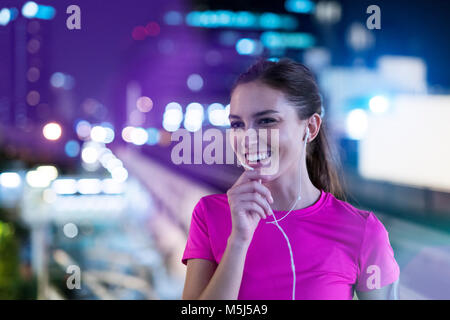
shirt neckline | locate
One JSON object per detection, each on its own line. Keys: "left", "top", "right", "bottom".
{"left": 271, "top": 189, "right": 327, "bottom": 218}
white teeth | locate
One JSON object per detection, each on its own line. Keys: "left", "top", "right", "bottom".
{"left": 246, "top": 151, "right": 271, "bottom": 162}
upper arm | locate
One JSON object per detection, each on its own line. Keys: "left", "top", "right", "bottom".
{"left": 182, "top": 258, "right": 217, "bottom": 300}
{"left": 356, "top": 277, "right": 400, "bottom": 300}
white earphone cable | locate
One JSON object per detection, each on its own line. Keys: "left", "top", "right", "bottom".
{"left": 239, "top": 128, "right": 309, "bottom": 300}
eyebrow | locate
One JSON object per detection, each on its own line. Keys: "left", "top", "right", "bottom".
{"left": 228, "top": 109, "right": 279, "bottom": 119}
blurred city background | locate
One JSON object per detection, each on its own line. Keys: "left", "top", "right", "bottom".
{"left": 0, "top": 0, "right": 449, "bottom": 299}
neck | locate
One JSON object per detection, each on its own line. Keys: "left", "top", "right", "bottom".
{"left": 263, "top": 159, "right": 321, "bottom": 211}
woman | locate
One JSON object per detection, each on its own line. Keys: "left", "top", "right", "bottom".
{"left": 181, "top": 58, "right": 400, "bottom": 300}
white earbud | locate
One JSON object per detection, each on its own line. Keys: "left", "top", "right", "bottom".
{"left": 305, "top": 127, "right": 310, "bottom": 143}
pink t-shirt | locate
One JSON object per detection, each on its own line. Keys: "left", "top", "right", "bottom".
{"left": 181, "top": 189, "right": 400, "bottom": 300}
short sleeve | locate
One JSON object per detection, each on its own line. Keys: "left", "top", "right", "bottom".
{"left": 355, "top": 212, "right": 400, "bottom": 292}
{"left": 181, "top": 198, "right": 216, "bottom": 265}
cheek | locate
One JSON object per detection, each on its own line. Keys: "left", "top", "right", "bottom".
{"left": 278, "top": 134, "right": 300, "bottom": 162}
{"left": 229, "top": 132, "right": 246, "bottom": 159}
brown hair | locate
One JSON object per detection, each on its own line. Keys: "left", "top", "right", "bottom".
{"left": 230, "top": 57, "right": 347, "bottom": 201}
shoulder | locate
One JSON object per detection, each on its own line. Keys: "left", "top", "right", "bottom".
{"left": 325, "top": 192, "right": 372, "bottom": 223}
{"left": 199, "top": 193, "right": 229, "bottom": 207}
{"left": 323, "top": 192, "right": 389, "bottom": 237}
{"left": 325, "top": 193, "right": 391, "bottom": 248}
{"left": 194, "top": 193, "right": 230, "bottom": 218}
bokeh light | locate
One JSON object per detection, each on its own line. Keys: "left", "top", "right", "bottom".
{"left": 25, "top": 170, "right": 51, "bottom": 188}
{"left": 51, "top": 179, "right": 77, "bottom": 195}
{"left": 145, "top": 22, "right": 160, "bottom": 36}
{"left": 346, "top": 108, "right": 368, "bottom": 140}
{"left": 27, "top": 38, "right": 40, "bottom": 54}
{"left": 26, "top": 90, "right": 40, "bottom": 106}
{"left": 75, "top": 120, "right": 91, "bottom": 140}
{"left": 90, "top": 126, "right": 107, "bottom": 143}
{"left": 27, "top": 67, "right": 40, "bottom": 82}
{"left": 163, "top": 102, "right": 183, "bottom": 132}
{"left": 111, "top": 167, "right": 128, "bottom": 182}
{"left": 164, "top": 11, "right": 183, "bottom": 25}
{"left": 147, "top": 128, "right": 160, "bottom": 145}
{"left": 22, "top": 2, "right": 38, "bottom": 18}
{"left": 0, "top": 172, "right": 21, "bottom": 188}
{"left": 187, "top": 74, "right": 204, "bottom": 92}
{"left": 132, "top": 26, "right": 148, "bottom": 40}
{"left": 183, "top": 102, "right": 204, "bottom": 132}
{"left": 43, "top": 122, "right": 62, "bottom": 141}
{"left": 136, "top": 96, "right": 153, "bottom": 112}
{"left": 207, "top": 103, "right": 230, "bottom": 126}
{"left": 130, "top": 127, "right": 148, "bottom": 146}
{"left": 81, "top": 146, "right": 99, "bottom": 164}
{"left": 369, "top": 96, "right": 390, "bottom": 113}
{"left": 121, "top": 126, "right": 134, "bottom": 143}
{"left": 36, "top": 165, "right": 58, "bottom": 181}
{"left": 65, "top": 140, "right": 80, "bottom": 157}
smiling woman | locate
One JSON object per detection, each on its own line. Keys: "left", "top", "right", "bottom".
{"left": 181, "top": 57, "right": 400, "bottom": 300}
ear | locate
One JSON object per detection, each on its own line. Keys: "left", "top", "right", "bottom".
{"left": 306, "top": 113, "right": 322, "bottom": 143}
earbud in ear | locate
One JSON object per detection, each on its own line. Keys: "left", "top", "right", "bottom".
{"left": 305, "top": 127, "right": 310, "bottom": 143}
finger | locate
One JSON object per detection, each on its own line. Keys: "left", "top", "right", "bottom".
{"left": 232, "top": 181, "right": 274, "bottom": 204}
{"left": 240, "top": 201, "right": 266, "bottom": 220}
{"left": 237, "top": 193, "right": 273, "bottom": 218}
{"left": 232, "top": 169, "right": 272, "bottom": 188}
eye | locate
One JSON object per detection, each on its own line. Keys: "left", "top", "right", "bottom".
{"left": 258, "top": 118, "right": 276, "bottom": 125}
{"left": 230, "top": 121, "right": 244, "bottom": 129}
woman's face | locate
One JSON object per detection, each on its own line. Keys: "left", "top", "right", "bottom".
{"left": 229, "top": 81, "right": 307, "bottom": 179}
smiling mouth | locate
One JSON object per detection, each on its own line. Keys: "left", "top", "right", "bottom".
{"left": 245, "top": 150, "right": 272, "bottom": 164}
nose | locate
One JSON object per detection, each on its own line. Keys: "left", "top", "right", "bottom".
{"left": 239, "top": 128, "right": 260, "bottom": 154}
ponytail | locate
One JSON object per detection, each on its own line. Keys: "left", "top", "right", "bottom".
{"left": 306, "top": 119, "right": 347, "bottom": 201}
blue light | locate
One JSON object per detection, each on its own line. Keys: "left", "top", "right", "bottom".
{"left": 235, "top": 11, "right": 256, "bottom": 28}
{"left": 260, "top": 32, "right": 283, "bottom": 49}
{"left": 65, "top": 140, "right": 80, "bottom": 157}
{"left": 260, "top": 32, "right": 315, "bottom": 49}
{"left": 22, "top": 2, "right": 55, "bottom": 20}
{"left": 216, "top": 10, "right": 233, "bottom": 26}
{"left": 259, "top": 12, "right": 281, "bottom": 29}
{"left": 236, "top": 38, "right": 256, "bottom": 55}
{"left": 281, "top": 16, "right": 299, "bottom": 29}
{"left": 0, "top": 8, "right": 11, "bottom": 26}
{"left": 35, "top": 5, "right": 55, "bottom": 20}
{"left": 62, "top": 75, "right": 75, "bottom": 90}
{"left": 164, "top": 11, "right": 183, "bottom": 25}
{"left": 285, "top": 0, "right": 315, "bottom": 14}
{"left": 9, "top": 8, "right": 18, "bottom": 21}
{"left": 50, "top": 72, "right": 65, "bottom": 88}
{"left": 186, "top": 10, "right": 297, "bottom": 31}
{"left": 147, "top": 128, "right": 160, "bottom": 145}
{"left": 186, "top": 11, "right": 200, "bottom": 26}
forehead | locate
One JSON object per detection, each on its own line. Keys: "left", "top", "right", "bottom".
{"left": 230, "top": 82, "right": 289, "bottom": 115}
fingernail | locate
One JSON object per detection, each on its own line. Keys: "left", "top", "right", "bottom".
{"left": 270, "top": 196, "right": 274, "bottom": 204}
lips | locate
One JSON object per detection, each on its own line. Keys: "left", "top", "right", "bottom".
{"left": 245, "top": 150, "right": 272, "bottom": 167}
